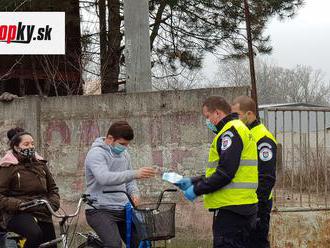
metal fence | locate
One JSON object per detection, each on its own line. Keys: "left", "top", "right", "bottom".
{"left": 260, "top": 107, "right": 330, "bottom": 211}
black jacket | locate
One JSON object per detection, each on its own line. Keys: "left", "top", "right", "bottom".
{"left": 193, "top": 113, "right": 257, "bottom": 215}
{"left": 248, "top": 119, "right": 277, "bottom": 203}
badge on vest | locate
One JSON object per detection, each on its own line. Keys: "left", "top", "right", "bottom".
{"left": 259, "top": 147, "right": 273, "bottom": 161}
{"left": 221, "top": 136, "right": 232, "bottom": 150}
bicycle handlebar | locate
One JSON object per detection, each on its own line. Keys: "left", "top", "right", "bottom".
{"left": 19, "top": 188, "right": 177, "bottom": 217}
{"left": 19, "top": 200, "right": 40, "bottom": 208}
{"left": 103, "top": 188, "right": 177, "bottom": 210}
{"left": 19, "top": 194, "right": 91, "bottom": 219}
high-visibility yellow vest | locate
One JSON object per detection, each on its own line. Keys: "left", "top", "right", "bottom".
{"left": 204, "top": 119, "right": 258, "bottom": 209}
{"left": 250, "top": 123, "right": 277, "bottom": 200}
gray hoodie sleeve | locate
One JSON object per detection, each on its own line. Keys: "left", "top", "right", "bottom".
{"left": 85, "top": 148, "right": 137, "bottom": 186}
{"left": 125, "top": 153, "right": 140, "bottom": 197}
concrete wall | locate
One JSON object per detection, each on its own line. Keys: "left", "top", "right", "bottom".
{"left": 0, "top": 87, "right": 248, "bottom": 198}
{"left": 270, "top": 211, "right": 330, "bottom": 248}
{"left": 1, "top": 87, "right": 329, "bottom": 247}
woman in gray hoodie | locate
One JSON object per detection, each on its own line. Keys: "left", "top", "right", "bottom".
{"left": 84, "top": 121, "right": 156, "bottom": 248}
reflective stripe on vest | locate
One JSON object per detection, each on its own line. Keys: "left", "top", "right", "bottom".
{"left": 208, "top": 159, "right": 257, "bottom": 168}
{"left": 222, "top": 182, "right": 258, "bottom": 190}
{"left": 204, "top": 119, "right": 258, "bottom": 209}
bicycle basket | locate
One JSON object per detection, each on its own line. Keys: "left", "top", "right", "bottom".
{"left": 132, "top": 202, "right": 176, "bottom": 241}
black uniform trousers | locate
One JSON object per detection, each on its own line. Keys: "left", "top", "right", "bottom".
{"left": 213, "top": 209, "right": 257, "bottom": 248}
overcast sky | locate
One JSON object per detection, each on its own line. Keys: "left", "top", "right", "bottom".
{"left": 203, "top": 0, "right": 330, "bottom": 82}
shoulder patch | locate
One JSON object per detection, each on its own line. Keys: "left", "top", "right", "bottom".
{"left": 259, "top": 147, "right": 273, "bottom": 161}
{"left": 221, "top": 136, "right": 232, "bottom": 150}
{"left": 258, "top": 142, "right": 272, "bottom": 150}
{"left": 221, "top": 130, "right": 234, "bottom": 138}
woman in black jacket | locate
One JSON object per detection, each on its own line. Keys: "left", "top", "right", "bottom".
{"left": 0, "top": 128, "right": 60, "bottom": 248}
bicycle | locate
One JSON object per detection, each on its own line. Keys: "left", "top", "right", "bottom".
{"left": 103, "top": 188, "right": 177, "bottom": 248}
{"left": 6, "top": 194, "right": 102, "bottom": 248}
{"left": 7, "top": 188, "right": 177, "bottom": 248}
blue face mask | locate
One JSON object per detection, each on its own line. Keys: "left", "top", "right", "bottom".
{"left": 111, "top": 144, "right": 127, "bottom": 155}
{"left": 206, "top": 119, "right": 218, "bottom": 133}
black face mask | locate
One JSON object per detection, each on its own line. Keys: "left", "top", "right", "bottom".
{"left": 15, "top": 147, "right": 36, "bottom": 159}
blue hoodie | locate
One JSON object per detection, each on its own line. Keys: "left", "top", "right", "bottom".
{"left": 84, "top": 137, "right": 140, "bottom": 210}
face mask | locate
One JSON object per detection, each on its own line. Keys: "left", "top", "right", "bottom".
{"left": 16, "top": 147, "right": 35, "bottom": 159}
{"left": 206, "top": 119, "right": 218, "bottom": 133}
{"left": 111, "top": 144, "right": 127, "bottom": 155}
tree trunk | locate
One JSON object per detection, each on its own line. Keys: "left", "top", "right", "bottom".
{"left": 243, "top": 0, "right": 259, "bottom": 118}
{"left": 31, "top": 57, "right": 44, "bottom": 96}
{"left": 150, "top": 0, "right": 167, "bottom": 50}
{"left": 18, "top": 63, "right": 25, "bottom": 96}
{"left": 99, "top": 0, "right": 108, "bottom": 93}
{"left": 103, "top": 0, "right": 122, "bottom": 93}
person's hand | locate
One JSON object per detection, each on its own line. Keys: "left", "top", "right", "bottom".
{"left": 184, "top": 185, "right": 197, "bottom": 202}
{"left": 135, "top": 167, "right": 157, "bottom": 179}
{"left": 174, "top": 177, "right": 192, "bottom": 190}
{"left": 131, "top": 195, "right": 140, "bottom": 206}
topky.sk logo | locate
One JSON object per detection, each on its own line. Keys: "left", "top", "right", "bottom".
{"left": 0, "top": 12, "right": 65, "bottom": 55}
{"left": 0, "top": 22, "right": 53, "bottom": 44}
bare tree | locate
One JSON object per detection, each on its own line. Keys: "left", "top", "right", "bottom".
{"left": 0, "top": 0, "right": 82, "bottom": 97}
{"left": 215, "top": 59, "right": 330, "bottom": 105}
{"left": 152, "top": 66, "right": 203, "bottom": 91}
{"left": 286, "top": 65, "right": 330, "bottom": 104}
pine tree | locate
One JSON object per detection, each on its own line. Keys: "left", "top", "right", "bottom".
{"left": 85, "top": 0, "right": 303, "bottom": 92}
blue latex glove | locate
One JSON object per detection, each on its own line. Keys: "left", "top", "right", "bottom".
{"left": 174, "top": 177, "right": 192, "bottom": 190}
{"left": 184, "top": 185, "right": 197, "bottom": 202}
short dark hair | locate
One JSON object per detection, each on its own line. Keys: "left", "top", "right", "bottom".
{"left": 107, "top": 121, "right": 134, "bottom": 141}
{"left": 203, "top": 96, "right": 231, "bottom": 115}
{"left": 7, "top": 127, "right": 32, "bottom": 150}
{"left": 232, "top": 95, "right": 257, "bottom": 114}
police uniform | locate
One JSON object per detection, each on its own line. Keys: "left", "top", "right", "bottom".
{"left": 248, "top": 119, "right": 277, "bottom": 248}
{"left": 193, "top": 113, "right": 258, "bottom": 248}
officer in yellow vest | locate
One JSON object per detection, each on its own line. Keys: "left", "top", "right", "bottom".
{"left": 176, "top": 96, "right": 258, "bottom": 248}
{"left": 232, "top": 96, "right": 277, "bottom": 248}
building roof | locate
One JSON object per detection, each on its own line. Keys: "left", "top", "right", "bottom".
{"left": 259, "top": 102, "right": 330, "bottom": 110}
